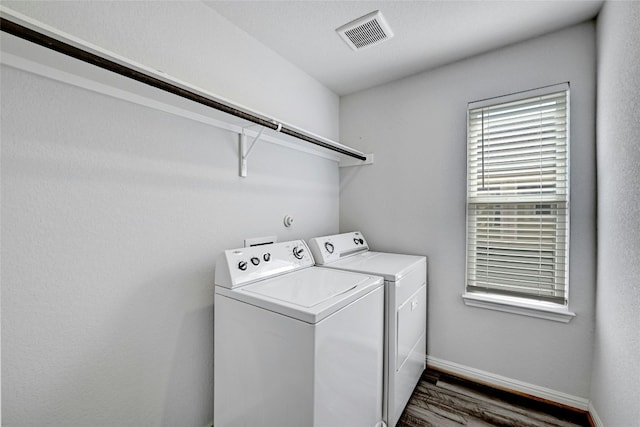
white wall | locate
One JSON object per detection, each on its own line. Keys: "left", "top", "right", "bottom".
{"left": 1, "top": 2, "right": 340, "bottom": 426}
{"left": 340, "top": 23, "right": 596, "bottom": 399}
{"left": 591, "top": 2, "right": 640, "bottom": 425}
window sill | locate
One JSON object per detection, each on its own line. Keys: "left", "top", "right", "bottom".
{"left": 461, "top": 293, "right": 576, "bottom": 323}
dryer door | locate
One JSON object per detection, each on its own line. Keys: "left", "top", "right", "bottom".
{"left": 396, "top": 284, "right": 426, "bottom": 371}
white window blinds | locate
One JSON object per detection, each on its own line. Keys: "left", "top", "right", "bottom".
{"left": 466, "top": 83, "right": 569, "bottom": 305}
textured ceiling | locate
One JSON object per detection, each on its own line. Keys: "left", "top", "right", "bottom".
{"left": 205, "top": 1, "right": 603, "bottom": 95}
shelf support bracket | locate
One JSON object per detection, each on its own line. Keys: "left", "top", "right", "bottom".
{"left": 240, "top": 125, "right": 269, "bottom": 177}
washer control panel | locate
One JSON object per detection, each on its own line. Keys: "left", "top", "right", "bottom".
{"left": 308, "top": 231, "right": 369, "bottom": 265}
{"left": 215, "top": 240, "right": 314, "bottom": 288}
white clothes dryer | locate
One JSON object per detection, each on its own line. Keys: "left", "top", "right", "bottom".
{"left": 214, "top": 239, "right": 385, "bottom": 427}
{"left": 308, "top": 232, "right": 427, "bottom": 427}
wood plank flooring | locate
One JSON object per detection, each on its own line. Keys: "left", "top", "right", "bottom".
{"left": 397, "top": 369, "right": 591, "bottom": 427}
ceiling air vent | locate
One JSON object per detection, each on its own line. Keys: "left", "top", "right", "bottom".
{"left": 336, "top": 10, "right": 394, "bottom": 51}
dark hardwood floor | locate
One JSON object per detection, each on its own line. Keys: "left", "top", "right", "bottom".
{"left": 397, "top": 369, "right": 591, "bottom": 427}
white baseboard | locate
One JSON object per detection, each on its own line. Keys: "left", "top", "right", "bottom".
{"left": 426, "top": 355, "right": 589, "bottom": 411}
{"left": 588, "top": 402, "right": 604, "bottom": 427}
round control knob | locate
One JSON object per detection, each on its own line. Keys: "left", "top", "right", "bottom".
{"left": 263, "top": 253, "right": 271, "bottom": 262}
{"left": 324, "top": 242, "right": 335, "bottom": 254}
{"left": 250, "top": 257, "right": 260, "bottom": 266}
{"left": 354, "top": 238, "right": 360, "bottom": 245}
{"left": 293, "top": 246, "right": 305, "bottom": 259}
{"left": 238, "top": 260, "right": 248, "bottom": 271}
{"left": 358, "top": 238, "right": 364, "bottom": 245}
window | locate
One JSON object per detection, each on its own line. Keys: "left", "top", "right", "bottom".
{"left": 464, "top": 84, "right": 572, "bottom": 320}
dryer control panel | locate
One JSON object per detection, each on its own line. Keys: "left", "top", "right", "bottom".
{"left": 215, "top": 240, "right": 314, "bottom": 288}
{"left": 308, "top": 231, "right": 369, "bottom": 265}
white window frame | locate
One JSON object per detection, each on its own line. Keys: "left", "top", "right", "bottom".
{"left": 462, "top": 83, "right": 575, "bottom": 323}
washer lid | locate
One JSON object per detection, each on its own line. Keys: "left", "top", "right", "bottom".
{"left": 323, "top": 251, "right": 426, "bottom": 282}
{"left": 245, "top": 268, "right": 365, "bottom": 307}
{"left": 215, "top": 267, "right": 383, "bottom": 324}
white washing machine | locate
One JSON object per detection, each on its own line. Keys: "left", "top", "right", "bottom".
{"left": 308, "top": 232, "right": 427, "bottom": 427}
{"left": 214, "top": 239, "right": 385, "bottom": 427}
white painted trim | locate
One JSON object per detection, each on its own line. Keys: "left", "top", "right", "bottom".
{"left": 469, "top": 82, "right": 570, "bottom": 109}
{"left": 588, "top": 402, "right": 604, "bottom": 427}
{"left": 462, "top": 293, "right": 576, "bottom": 323}
{"left": 426, "top": 355, "right": 589, "bottom": 410}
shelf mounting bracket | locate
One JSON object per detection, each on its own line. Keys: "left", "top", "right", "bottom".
{"left": 240, "top": 126, "right": 264, "bottom": 177}
{"left": 240, "top": 123, "right": 281, "bottom": 177}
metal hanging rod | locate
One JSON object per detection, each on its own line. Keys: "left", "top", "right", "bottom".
{"left": 0, "top": 14, "right": 367, "bottom": 161}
